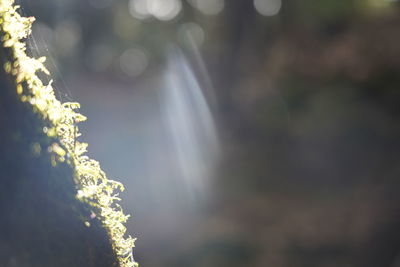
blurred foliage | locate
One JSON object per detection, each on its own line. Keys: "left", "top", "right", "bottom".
{"left": 4, "top": 0, "right": 400, "bottom": 266}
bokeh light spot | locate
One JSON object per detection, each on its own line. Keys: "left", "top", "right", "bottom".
{"left": 254, "top": 0, "right": 282, "bottom": 16}
{"left": 129, "top": 0, "right": 182, "bottom": 21}
{"left": 178, "top": 22, "right": 205, "bottom": 47}
{"left": 119, "top": 47, "right": 149, "bottom": 77}
{"left": 148, "top": 0, "right": 182, "bottom": 21}
{"left": 129, "top": 0, "right": 151, "bottom": 20}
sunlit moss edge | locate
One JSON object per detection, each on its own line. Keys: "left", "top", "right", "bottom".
{"left": 0, "top": 1, "right": 137, "bottom": 266}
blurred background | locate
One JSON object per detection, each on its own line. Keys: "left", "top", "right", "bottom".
{"left": 17, "top": 0, "right": 400, "bottom": 266}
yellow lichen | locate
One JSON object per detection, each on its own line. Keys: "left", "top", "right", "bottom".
{"left": 0, "top": 1, "right": 137, "bottom": 266}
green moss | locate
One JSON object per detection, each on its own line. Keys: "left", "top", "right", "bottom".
{"left": 0, "top": 1, "right": 136, "bottom": 266}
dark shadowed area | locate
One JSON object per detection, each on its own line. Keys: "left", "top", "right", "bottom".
{"left": 7, "top": 0, "right": 400, "bottom": 266}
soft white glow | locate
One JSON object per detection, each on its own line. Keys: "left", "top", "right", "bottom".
{"left": 148, "top": 0, "right": 182, "bottom": 21}
{"left": 161, "top": 47, "right": 219, "bottom": 196}
{"left": 187, "top": 0, "right": 224, "bottom": 15}
{"left": 129, "top": 0, "right": 151, "bottom": 19}
{"left": 129, "top": 0, "right": 182, "bottom": 21}
{"left": 178, "top": 22, "right": 205, "bottom": 47}
{"left": 254, "top": 0, "right": 282, "bottom": 16}
{"left": 119, "top": 47, "right": 149, "bottom": 77}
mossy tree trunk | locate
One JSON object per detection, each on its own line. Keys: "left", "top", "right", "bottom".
{"left": 0, "top": 42, "right": 118, "bottom": 267}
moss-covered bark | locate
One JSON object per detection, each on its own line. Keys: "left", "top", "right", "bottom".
{"left": 0, "top": 1, "right": 138, "bottom": 265}
{"left": 0, "top": 38, "right": 119, "bottom": 267}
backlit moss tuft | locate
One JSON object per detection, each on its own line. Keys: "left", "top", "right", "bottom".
{"left": 0, "top": 1, "right": 137, "bottom": 266}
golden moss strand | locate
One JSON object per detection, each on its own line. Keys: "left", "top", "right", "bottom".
{"left": 0, "top": 1, "right": 137, "bottom": 266}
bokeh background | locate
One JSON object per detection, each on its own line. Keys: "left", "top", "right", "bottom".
{"left": 17, "top": 0, "right": 400, "bottom": 266}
